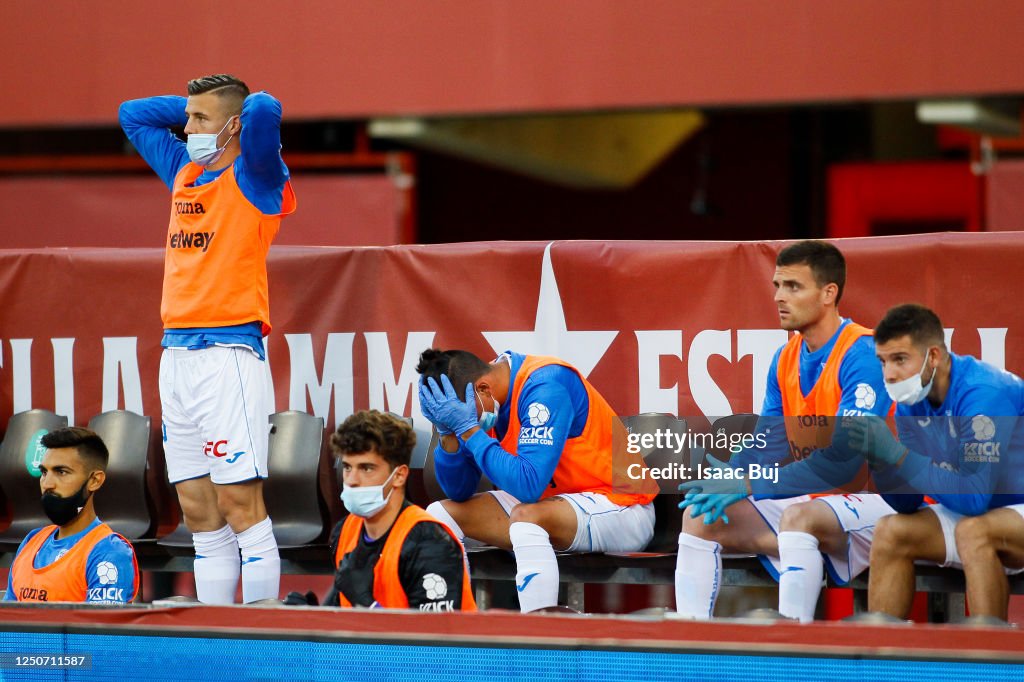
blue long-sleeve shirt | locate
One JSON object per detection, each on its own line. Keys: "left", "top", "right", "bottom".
{"left": 877, "top": 353, "right": 1024, "bottom": 516}
{"left": 434, "top": 352, "right": 590, "bottom": 503}
{"left": 119, "top": 91, "right": 290, "bottom": 355}
{"left": 118, "top": 92, "right": 289, "bottom": 208}
{"left": 731, "top": 320, "right": 893, "bottom": 498}
{"left": 4, "top": 518, "right": 137, "bottom": 603}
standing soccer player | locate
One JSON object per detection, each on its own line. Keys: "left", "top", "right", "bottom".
{"left": 119, "top": 75, "right": 295, "bottom": 603}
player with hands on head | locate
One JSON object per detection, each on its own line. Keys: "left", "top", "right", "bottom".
{"left": 417, "top": 348, "right": 656, "bottom": 613}
{"left": 120, "top": 74, "right": 296, "bottom": 604}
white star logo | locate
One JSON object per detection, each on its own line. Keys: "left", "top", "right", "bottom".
{"left": 482, "top": 243, "right": 618, "bottom": 377}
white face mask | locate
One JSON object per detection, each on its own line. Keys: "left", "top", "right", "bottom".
{"left": 477, "top": 393, "right": 500, "bottom": 432}
{"left": 186, "top": 116, "right": 235, "bottom": 167}
{"left": 885, "top": 351, "right": 937, "bottom": 405}
{"left": 340, "top": 468, "right": 397, "bottom": 518}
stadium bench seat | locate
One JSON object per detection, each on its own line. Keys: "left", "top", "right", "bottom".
{"left": 708, "top": 413, "right": 759, "bottom": 463}
{"left": 265, "top": 410, "right": 327, "bottom": 548}
{"left": 88, "top": 410, "right": 154, "bottom": 540}
{"left": 0, "top": 409, "right": 68, "bottom": 547}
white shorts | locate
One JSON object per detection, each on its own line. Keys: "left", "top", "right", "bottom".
{"left": 927, "top": 503, "right": 1024, "bottom": 574}
{"left": 817, "top": 494, "right": 895, "bottom": 584}
{"left": 487, "top": 490, "right": 655, "bottom": 553}
{"left": 750, "top": 493, "right": 894, "bottom": 585}
{"left": 160, "top": 346, "right": 273, "bottom": 485}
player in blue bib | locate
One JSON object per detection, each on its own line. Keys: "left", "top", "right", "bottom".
{"left": 845, "top": 303, "right": 1024, "bottom": 622}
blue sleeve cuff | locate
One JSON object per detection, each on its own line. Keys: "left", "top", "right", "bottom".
{"left": 749, "top": 477, "right": 771, "bottom": 499}
{"left": 895, "top": 447, "right": 930, "bottom": 483}
{"left": 432, "top": 442, "right": 482, "bottom": 502}
{"left": 463, "top": 429, "right": 493, "bottom": 461}
{"left": 435, "top": 446, "right": 465, "bottom": 466}
{"left": 881, "top": 493, "right": 926, "bottom": 514}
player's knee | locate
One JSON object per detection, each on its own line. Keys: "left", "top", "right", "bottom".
{"left": 954, "top": 515, "right": 991, "bottom": 560}
{"left": 778, "top": 501, "right": 825, "bottom": 535}
{"left": 871, "top": 514, "right": 914, "bottom": 559}
{"left": 681, "top": 506, "right": 706, "bottom": 534}
{"left": 179, "top": 496, "right": 223, "bottom": 531}
{"left": 680, "top": 507, "right": 725, "bottom": 541}
{"left": 216, "top": 490, "right": 264, "bottom": 532}
{"left": 220, "top": 507, "right": 257, "bottom": 532}
{"left": 508, "top": 502, "right": 542, "bottom": 526}
{"left": 181, "top": 507, "right": 224, "bottom": 533}
{"left": 426, "top": 500, "right": 462, "bottom": 527}
{"left": 425, "top": 500, "right": 448, "bottom": 519}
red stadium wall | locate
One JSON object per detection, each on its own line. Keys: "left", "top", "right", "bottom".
{"left": 989, "top": 160, "right": 1024, "bottom": 232}
{"left": 0, "top": 175, "right": 407, "bottom": 248}
{"left": 4, "top": 1, "right": 1024, "bottom": 125}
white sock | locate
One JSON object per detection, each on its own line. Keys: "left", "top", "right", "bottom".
{"left": 509, "top": 521, "right": 559, "bottom": 612}
{"left": 236, "top": 517, "right": 281, "bottom": 603}
{"left": 426, "top": 501, "right": 466, "bottom": 539}
{"left": 675, "top": 532, "right": 722, "bottom": 619}
{"left": 426, "top": 501, "right": 485, "bottom": 549}
{"left": 193, "top": 525, "right": 240, "bottom": 605}
{"left": 777, "top": 531, "right": 824, "bottom": 623}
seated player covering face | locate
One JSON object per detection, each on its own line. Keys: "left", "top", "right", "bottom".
{"left": 4, "top": 427, "right": 139, "bottom": 604}
{"left": 846, "top": 303, "right": 1024, "bottom": 621}
{"left": 416, "top": 348, "right": 657, "bottom": 613}
{"left": 324, "top": 410, "right": 475, "bottom": 611}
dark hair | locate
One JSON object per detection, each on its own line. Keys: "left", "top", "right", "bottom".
{"left": 187, "top": 74, "right": 249, "bottom": 111}
{"left": 40, "top": 427, "right": 108, "bottom": 471}
{"left": 777, "top": 240, "right": 846, "bottom": 304}
{"left": 330, "top": 410, "right": 415, "bottom": 469}
{"left": 874, "top": 303, "right": 946, "bottom": 349}
{"left": 415, "top": 348, "right": 491, "bottom": 401}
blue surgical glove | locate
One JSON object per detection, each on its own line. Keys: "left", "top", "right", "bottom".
{"left": 679, "top": 491, "right": 721, "bottom": 522}
{"left": 420, "top": 374, "right": 479, "bottom": 438}
{"left": 679, "top": 490, "right": 748, "bottom": 525}
{"left": 678, "top": 455, "right": 749, "bottom": 524}
{"left": 418, "top": 381, "right": 452, "bottom": 436}
{"left": 845, "top": 415, "right": 906, "bottom": 468}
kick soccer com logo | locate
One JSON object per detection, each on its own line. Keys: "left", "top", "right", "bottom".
{"left": 963, "top": 415, "right": 1000, "bottom": 463}
{"left": 853, "top": 383, "right": 876, "bottom": 410}
{"left": 518, "top": 402, "right": 555, "bottom": 446}
{"left": 87, "top": 561, "right": 126, "bottom": 603}
{"left": 419, "top": 573, "right": 455, "bottom": 612}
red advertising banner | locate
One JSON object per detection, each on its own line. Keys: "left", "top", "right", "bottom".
{"left": 1, "top": 233, "right": 1023, "bottom": 464}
